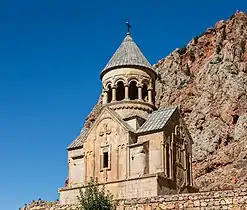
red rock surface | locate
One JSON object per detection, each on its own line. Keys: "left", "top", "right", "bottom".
{"left": 155, "top": 11, "right": 247, "bottom": 191}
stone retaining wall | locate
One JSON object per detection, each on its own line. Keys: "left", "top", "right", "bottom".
{"left": 21, "top": 188, "right": 247, "bottom": 210}
{"left": 117, "top": 188, "right": 247, "bottom": 209}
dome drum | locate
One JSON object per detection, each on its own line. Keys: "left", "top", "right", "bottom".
{"left": 101, "top": 33, "right": 156, "bottom": 117}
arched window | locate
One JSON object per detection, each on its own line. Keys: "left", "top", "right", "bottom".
{"left": 107, "top": 84, "right": 112, "bottom": 103}
{"left": 116, "top": 81, "right": 125, "bottom": 101}
{"left": 129, "top": 81, "right": 138, "bottom": 100}
{"left": 166, "top": 144, "right": 170, "bottom": 178}
{"left": 187, "top": 153, "right": 191, "bottom": 185}
{"left": 152, "top": 89, "right": 155, "bottom": 104}
{"left": 142, "top": 83, "right": 148, "bottom": 102}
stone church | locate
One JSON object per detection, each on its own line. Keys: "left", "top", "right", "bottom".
{"left": 59, "top": 29, "right": 197, "bottom": 205}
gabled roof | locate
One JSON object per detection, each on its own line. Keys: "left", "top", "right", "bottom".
{"left": 67, "top": 127, "right": 89, "bottom": 150}
{"left": 67, "top": 107, "right": 135, "bottom": 150}
{"left": 101, "top": 34, "right": 154, "bottom": 77}
{"left": 137, "top": 106, "right": 178, "bottom": 134}
{"left": 106, "top": 108, "right": 136, "bottom": 133}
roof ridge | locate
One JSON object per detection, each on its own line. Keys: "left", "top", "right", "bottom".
{"left": 101, "top": 34, "right": 153, "bottom": 74}
{"left": 67, "top": 127, "right": 89, "bottom": 150}
{"left": 137, "top": 106, "right": 178, "bottom": 133}
{"left": 67, "top": 107, "right": 136, "bottom": 150}
{"left": 153, "top": 106, "right": 178, "bottom": 113}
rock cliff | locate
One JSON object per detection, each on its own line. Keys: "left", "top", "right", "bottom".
{"left": 85, "top": 11, "right": 247, "bottom": 191}
{"left": 155, "top": 11, "right": 247, "bottom": 191}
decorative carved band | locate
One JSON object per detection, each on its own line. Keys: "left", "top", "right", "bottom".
{"left": 107, "top": 100, "right": 156, "bottom": 113}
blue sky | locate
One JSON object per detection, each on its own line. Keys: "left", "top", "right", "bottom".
{"left": 0, "top": 0, "right": 245, "bottom": 209}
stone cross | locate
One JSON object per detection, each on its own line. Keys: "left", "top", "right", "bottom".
{"left": 99, "top": 124, "right": 111, "bottom": 144}
{"left": 131, "top": 155, "right": 134, "bottom": 160}
{"left": 125, "top": 21, "right": 131, "bottom": 35}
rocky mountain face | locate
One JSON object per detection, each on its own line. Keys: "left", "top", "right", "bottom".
{"left": 155, "top": 11, "right": 247, "bottom": 191}
{"left": 84, "top": 12, "right": 247, "bottom": 191}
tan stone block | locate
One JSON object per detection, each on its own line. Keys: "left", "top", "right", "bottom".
{"left": 200, "top": 201, "right": 208, "bottom": 207}
{"left": 194, "top": 200, "right": 200, "bottom": 207}
{"left": 143, "top": 204, "right": 152, "bottom": 210}
{"left": 151, "top": 203, "right": 159, "bottom": 209}
{"left": 222, "top": 205, "right": 228, "bottom": 210}
{"left": 213, "top": 192, "right": 220, "bottom": 198}
{"left": 233, "top": 198, "right": 239, "bottom": 206}
{"left": 166, "top": 202, "right": 175, "bottom": 209}
{"left": 158, "top": 203, "right": 167, "bottom": 209}
{"left": 179, "top": 203, "right": 184, "bottom": 209}
{"left": 220, "top": 199, "right": 226, "bottom": 205}
{"left": 225, "top": 197, "right": 233, "bottom": 205}
{"left": 178, "top": 196, "right": 184, "bottom": 201}
{"left": 136, "top": 205, "right": 143, "bottom": 210}
{"left": 187, "top": 200, "right": 194, "bottom": 208}
{"left": 238, "top": 197, "right": 245, "bottom": 204}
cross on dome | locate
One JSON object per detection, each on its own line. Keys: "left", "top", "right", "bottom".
{"left": 125, "top": 21, "right": 131, "bottom": 35}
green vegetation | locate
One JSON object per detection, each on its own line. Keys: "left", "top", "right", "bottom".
{"left": 216, "top": 42, "right": 223, "bottom": 54}
{"left": 216, "top": 45, "right": 221, "bottom": 54}
{"left": 193, "top": 36, "right": 199, "bottom": 44}
{"left": 222, "top": 28, "right": 227, "bottom": 40}
{"left": 193, "top": 31, "right": 206, "bottom": 44}
{"left": 77, "top": 178, "right": 116, "bottom": 210}
{"left": 230, "top": 14, "right": 235, "bottom": 20}
{"left": 184, "top": 64, "right": 191, "bottom": 76}
{"left": 178, "top": 45, "right": 187, "bottom": 55}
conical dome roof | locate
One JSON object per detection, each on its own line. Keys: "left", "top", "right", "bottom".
{"left": 101, "top": 34, "right": 154, "bottom": 78}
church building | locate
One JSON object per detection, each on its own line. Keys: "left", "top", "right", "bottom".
{"left": 59, "top": 27, "right": 197, "bottom": 205}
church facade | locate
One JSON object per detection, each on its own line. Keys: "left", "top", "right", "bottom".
{"left": 59, "top": 31, "right": 197, "bottom": 205}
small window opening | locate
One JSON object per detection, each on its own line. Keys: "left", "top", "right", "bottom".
{"left": 166, "top": 145, "right": 170, "bottom": 178}
{"left": 116, "top": 81, "right": 125, "bottom": 101}
{"left": 107, "top": 85, "right": 112, "bottom": 103}
{"left": 142, "top": 84, "right": 148, "bottom": 102}
{"left": 152, "top": 90, "right": 155, "bottom": 104}
{"left": 187, "top": 154, "right": 191, "bottom": 185}
{"left": 232, "top": 114, "right": 239, "bottom": 124}
{"left": 129, "top": 81, "right": 138, "bottom": 100}
{"left": 103, "top": 152, "right": 109, "bottom": 168}
{"left": 166, "top": 146, "right": 170, "bottom": 177}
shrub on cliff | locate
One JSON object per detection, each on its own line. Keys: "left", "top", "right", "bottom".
{"left": 178, "top": 45, "right": 187, "bottom": 55}
{"left": 77, "top": 178, "right": 115, "bottom": 210}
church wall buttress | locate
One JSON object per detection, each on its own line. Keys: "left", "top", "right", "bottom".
{"left": 163, "top": 113, "right": 194, "bottom": 192}
{"left": 118, "top": 144, "right": 126, "bottom": 180}
{"left": 138, "top": 132, "right": 163, "bottom": 174}
{"left": 85, "top": 150, "right": 94, "bottom": 182}
{"left": 68, "top": 149, "right": 85, "bottom": 186}
{"left": 83, "top": 132, "right": 97, "bottom": 183}
{"left": 129, "top": 145, "right": 145, "bottom": 177}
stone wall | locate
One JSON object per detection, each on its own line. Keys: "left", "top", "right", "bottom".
{"left": 117, "top": 188, "right": 247, "bottom": 209}
{"left": 22, "top": 188, "right": 247, "bottom": 210}
{"left": 59, "top": 174, "right": 159, "bottom": 205}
